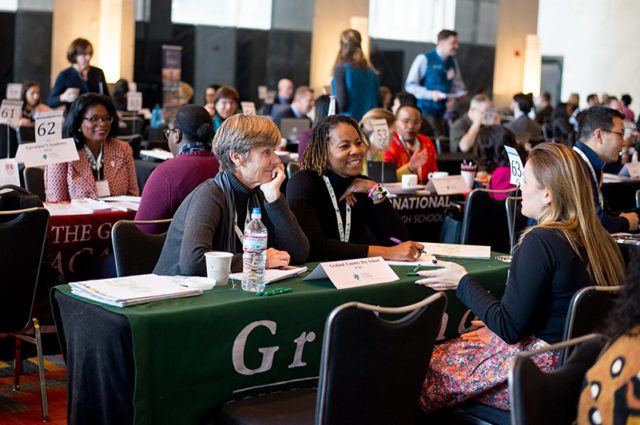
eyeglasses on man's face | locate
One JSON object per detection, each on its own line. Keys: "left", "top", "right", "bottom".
{"left": 601, "top": 128, "right": 624, "bottom": 138}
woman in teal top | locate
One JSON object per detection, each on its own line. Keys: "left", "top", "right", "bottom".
{"left": 331, "top": 29, "right": 381, "bottom": 122}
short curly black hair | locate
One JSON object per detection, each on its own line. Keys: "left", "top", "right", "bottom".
{"left": 604, "top": 248, "right": 640, "bottom": 340}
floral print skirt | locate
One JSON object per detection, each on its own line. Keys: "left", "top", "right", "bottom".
{"left": 419, "top": 335, "right": 560, "bottom": 413}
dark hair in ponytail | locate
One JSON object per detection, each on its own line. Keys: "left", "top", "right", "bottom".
{"left": 173, "top": 105, "right": 215, "bottom": 147}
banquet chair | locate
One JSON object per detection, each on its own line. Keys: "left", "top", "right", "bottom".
{"left": 217, "top": 293, "right": 447, "bottom": 425}
{"left": 16, "top": 125, "right": 36, "bottom": 145}
{"left": 0, "top": 207, "right": 50, "bottom": 421}
{"left": 505, "top": 196, "right": 527, "bottom": 248}
{"left": 461, "top": 189, "right": 516, "bottom": 254}
{"left": 286, "top": 162, "right": 300, "bottom": 180}
{"left": 0, "top": 124, "right": 19, "bottom": 158}
{"left": 509, "top": 333, "right": 608, "bottom": 425}
{"left": 23, "top": 167, "right": 46, "bottom": 201}
{"left": 111, "top": 219, "right": 172, "bottom": 277}
{"left": 561, "top": 285, "right": 620, "bottom": 364}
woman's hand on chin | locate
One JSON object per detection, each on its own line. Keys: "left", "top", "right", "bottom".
{"left": 260, "top": 163, "right": 285, "bottom": 202}
{"left": 265, "top": 248, "right": 290, "bottom": 269}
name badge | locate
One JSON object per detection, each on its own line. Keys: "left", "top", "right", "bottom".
{"left": 96, "top": 180, "right": 111, "bottom": 197}
{"left": 447, "top": 68, "right": 455, "bottom": 80}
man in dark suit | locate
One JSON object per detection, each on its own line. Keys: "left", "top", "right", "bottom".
{"left": 274, "top": 86, "right": 315, "bottom": 127}
{"left": 261, "top": 78, "right": 295, "bottom": 116}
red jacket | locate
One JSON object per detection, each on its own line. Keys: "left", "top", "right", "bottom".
{"left": 384, "top": 133, "right": 438, "bottom": 183}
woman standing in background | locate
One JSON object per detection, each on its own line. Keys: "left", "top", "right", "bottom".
{"left": 331, "top": 29, "right": 381, "bottom": 122}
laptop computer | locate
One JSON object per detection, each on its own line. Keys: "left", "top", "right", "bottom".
{"left": 280, "top": 118, "right": 311, "bottom": 143}
{"left": 366, "top": 161, "right": 397, "bottom": 183}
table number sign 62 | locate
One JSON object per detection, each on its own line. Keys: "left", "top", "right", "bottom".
{"left": 35, "top": 111, "right": 64, "bottom": 143}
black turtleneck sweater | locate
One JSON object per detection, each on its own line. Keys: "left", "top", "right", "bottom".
{"left": 154, "top": 172, "right": 309, "bottom": 275}
{"left": 287, "top": 169, "right": 408, "bottom": 261}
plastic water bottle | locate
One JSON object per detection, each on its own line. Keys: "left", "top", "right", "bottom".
{"left": 242, "top": 208, "right": 268, "bottom": 292}
{"left": 151, "top": 104, "right": 163, "bottom": 128}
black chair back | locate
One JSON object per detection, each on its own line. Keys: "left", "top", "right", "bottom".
{"left": 0, "top": 124, "right": 19, "bottom": 158}
{"left": 23, "top": 167, "right": 46, "bottom": 201}
{"left": 118, "top": 115, "right": 145, "bottom": 137}
{"left": 112, "top": 219, "right": 172, "bottom": 277}
{"left": 17, "top": 126, "right": 36, "bottom": 145}
{"left": 366, "top": 161, "right": 397, "bottom": 183}
{"left": 286, "top": 162, "right": 300, "bottom": 180}
{"left": 315, "top": 292, "right": 447, "bottom": 425}
{"left": 0, "top": 207, "right": 49, "bottom": 333}
{"left": 461, "top": 189, "right": 515, "bottom": 253}
{"left": 505, "top": 196, "right": 527, "bottom": 248}
{"left": 561, "top": 285, "right": 620, "bottom": 363}
{"left": 510, "top": 333, "right": 608, "bottom": 425}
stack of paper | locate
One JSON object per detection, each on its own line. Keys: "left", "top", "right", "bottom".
{"left": 229, "top": 266, "right": 308, "bottom": 285}
{"left": 71, "top": 198, "right": 113, "bottom": 212}
{"left": 140, "top": 149, "right": 174, "bottom": 161}
{"left": 421, "top": 242, "right": 491, "bottom": 259}
{"left": 70, "top": 274, "right": 203, "bottom": 307}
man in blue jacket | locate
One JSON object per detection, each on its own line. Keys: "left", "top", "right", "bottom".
{"left": 573, "top": 106, "right": 639, "bottom": 232}
{"left": 405, "top": 29, "right": 466, "bottom": 136}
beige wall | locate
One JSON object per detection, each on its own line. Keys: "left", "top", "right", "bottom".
{"left": 51, "top": 0, "right": 135, "bottom": 85}
{"left": 309, "top": 0, "right": 369, "bottom": 93}
{"left": 492, "top": 0, "right": 539, "bottom": 108}
{"left": 538, "top": 0, "right": 640, "bottom": 110}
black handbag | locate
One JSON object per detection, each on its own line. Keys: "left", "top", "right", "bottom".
{"left": 0, "top": 184, "right": 43, "bottom": 211}
{"left": 439, "top": 204, "right": 463, "bottom": 244}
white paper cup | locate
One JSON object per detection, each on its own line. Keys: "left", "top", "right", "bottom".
{"left": 402, "top": 174, "right": 418, "bottom": 188}
{"left": 461, "top": 170, "right": 476, "bottom": 190}
{"left": 204, "top": 251, "right": 233, "bottom": 286}
{"left": 428, "top": 171, "right": 449, "bottom": 180}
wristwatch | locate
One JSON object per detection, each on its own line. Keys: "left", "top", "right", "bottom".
{"left": 368, "top": 184, "right": 388, "bottom": 202}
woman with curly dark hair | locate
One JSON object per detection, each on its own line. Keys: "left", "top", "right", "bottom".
{"left": 578, "top": 249, "right": 640, "bottom": 424}
{"left": 474, "top": 124, "right": 521, "bottom": 199}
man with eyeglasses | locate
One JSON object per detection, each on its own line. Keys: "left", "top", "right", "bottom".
{"left": 384, "top": 104, "right": 438, "bottom": 183}
{"left": 573, "top": 106, "right": 639, "bottom": 232}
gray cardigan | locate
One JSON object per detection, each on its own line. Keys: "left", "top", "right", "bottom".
{"left": 154, "top": 176, "right": 309, "bottom": 275}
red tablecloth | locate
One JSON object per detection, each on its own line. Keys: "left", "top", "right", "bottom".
{"left": 48, "top": 210, "right": 136, "bottom": 281}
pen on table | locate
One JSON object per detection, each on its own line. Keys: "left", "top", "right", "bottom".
{"left": 256, "top": 288, "right": 293, "bottom": 297}
{"left": 389, "top": 237, "right": 428, "bottom": 255}
{"left": 407, "top": 264, "right": 421, "bottom": 276}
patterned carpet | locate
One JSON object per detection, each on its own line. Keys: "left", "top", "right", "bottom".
{"left": 0, "top": 356, "right": 67, "bottom": 424}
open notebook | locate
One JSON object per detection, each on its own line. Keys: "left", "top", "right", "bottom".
{"left": 70, "top": 274, "right": 203, "bottom": 307}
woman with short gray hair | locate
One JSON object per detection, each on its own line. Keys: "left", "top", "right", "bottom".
{"left": 154, "top": 114, "right": 309, "bottom": 275}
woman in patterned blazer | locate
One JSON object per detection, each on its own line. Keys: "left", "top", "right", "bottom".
{"left": 45, "top": 93, "right": 139, "bottom": 202}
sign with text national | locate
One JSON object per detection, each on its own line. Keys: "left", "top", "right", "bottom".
{"left": 504, "top": 145, "right": 524, "bottom": 186}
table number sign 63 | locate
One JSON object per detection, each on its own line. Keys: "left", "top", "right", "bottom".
{"left": 504, "top": 145, "right": 524, "bottom": 187}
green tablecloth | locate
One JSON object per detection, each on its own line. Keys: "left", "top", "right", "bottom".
{"left": 54, "top": 256, "right": 508, "bottom": 425}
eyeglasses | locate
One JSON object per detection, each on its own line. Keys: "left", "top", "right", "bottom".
{"left": 164, "top": 128, "right": 179, "bottom": 140}
{"left": 83, "top": 115, "right": 113, "bottom": 124}
{"left": 602, "top": 129, "right": 624, "bottom": 138}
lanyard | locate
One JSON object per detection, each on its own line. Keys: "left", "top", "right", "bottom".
{"left": 233, "top": 205, "right": 252, "bottom": 243}
{"left": 323, "top": 176, "right": 351, "bottom": 243}
{"left": 573, "top": 146, "right": 604, "bottom": 209}
{"left": 84, "top": 145, "right": 103, "bottom": 180}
